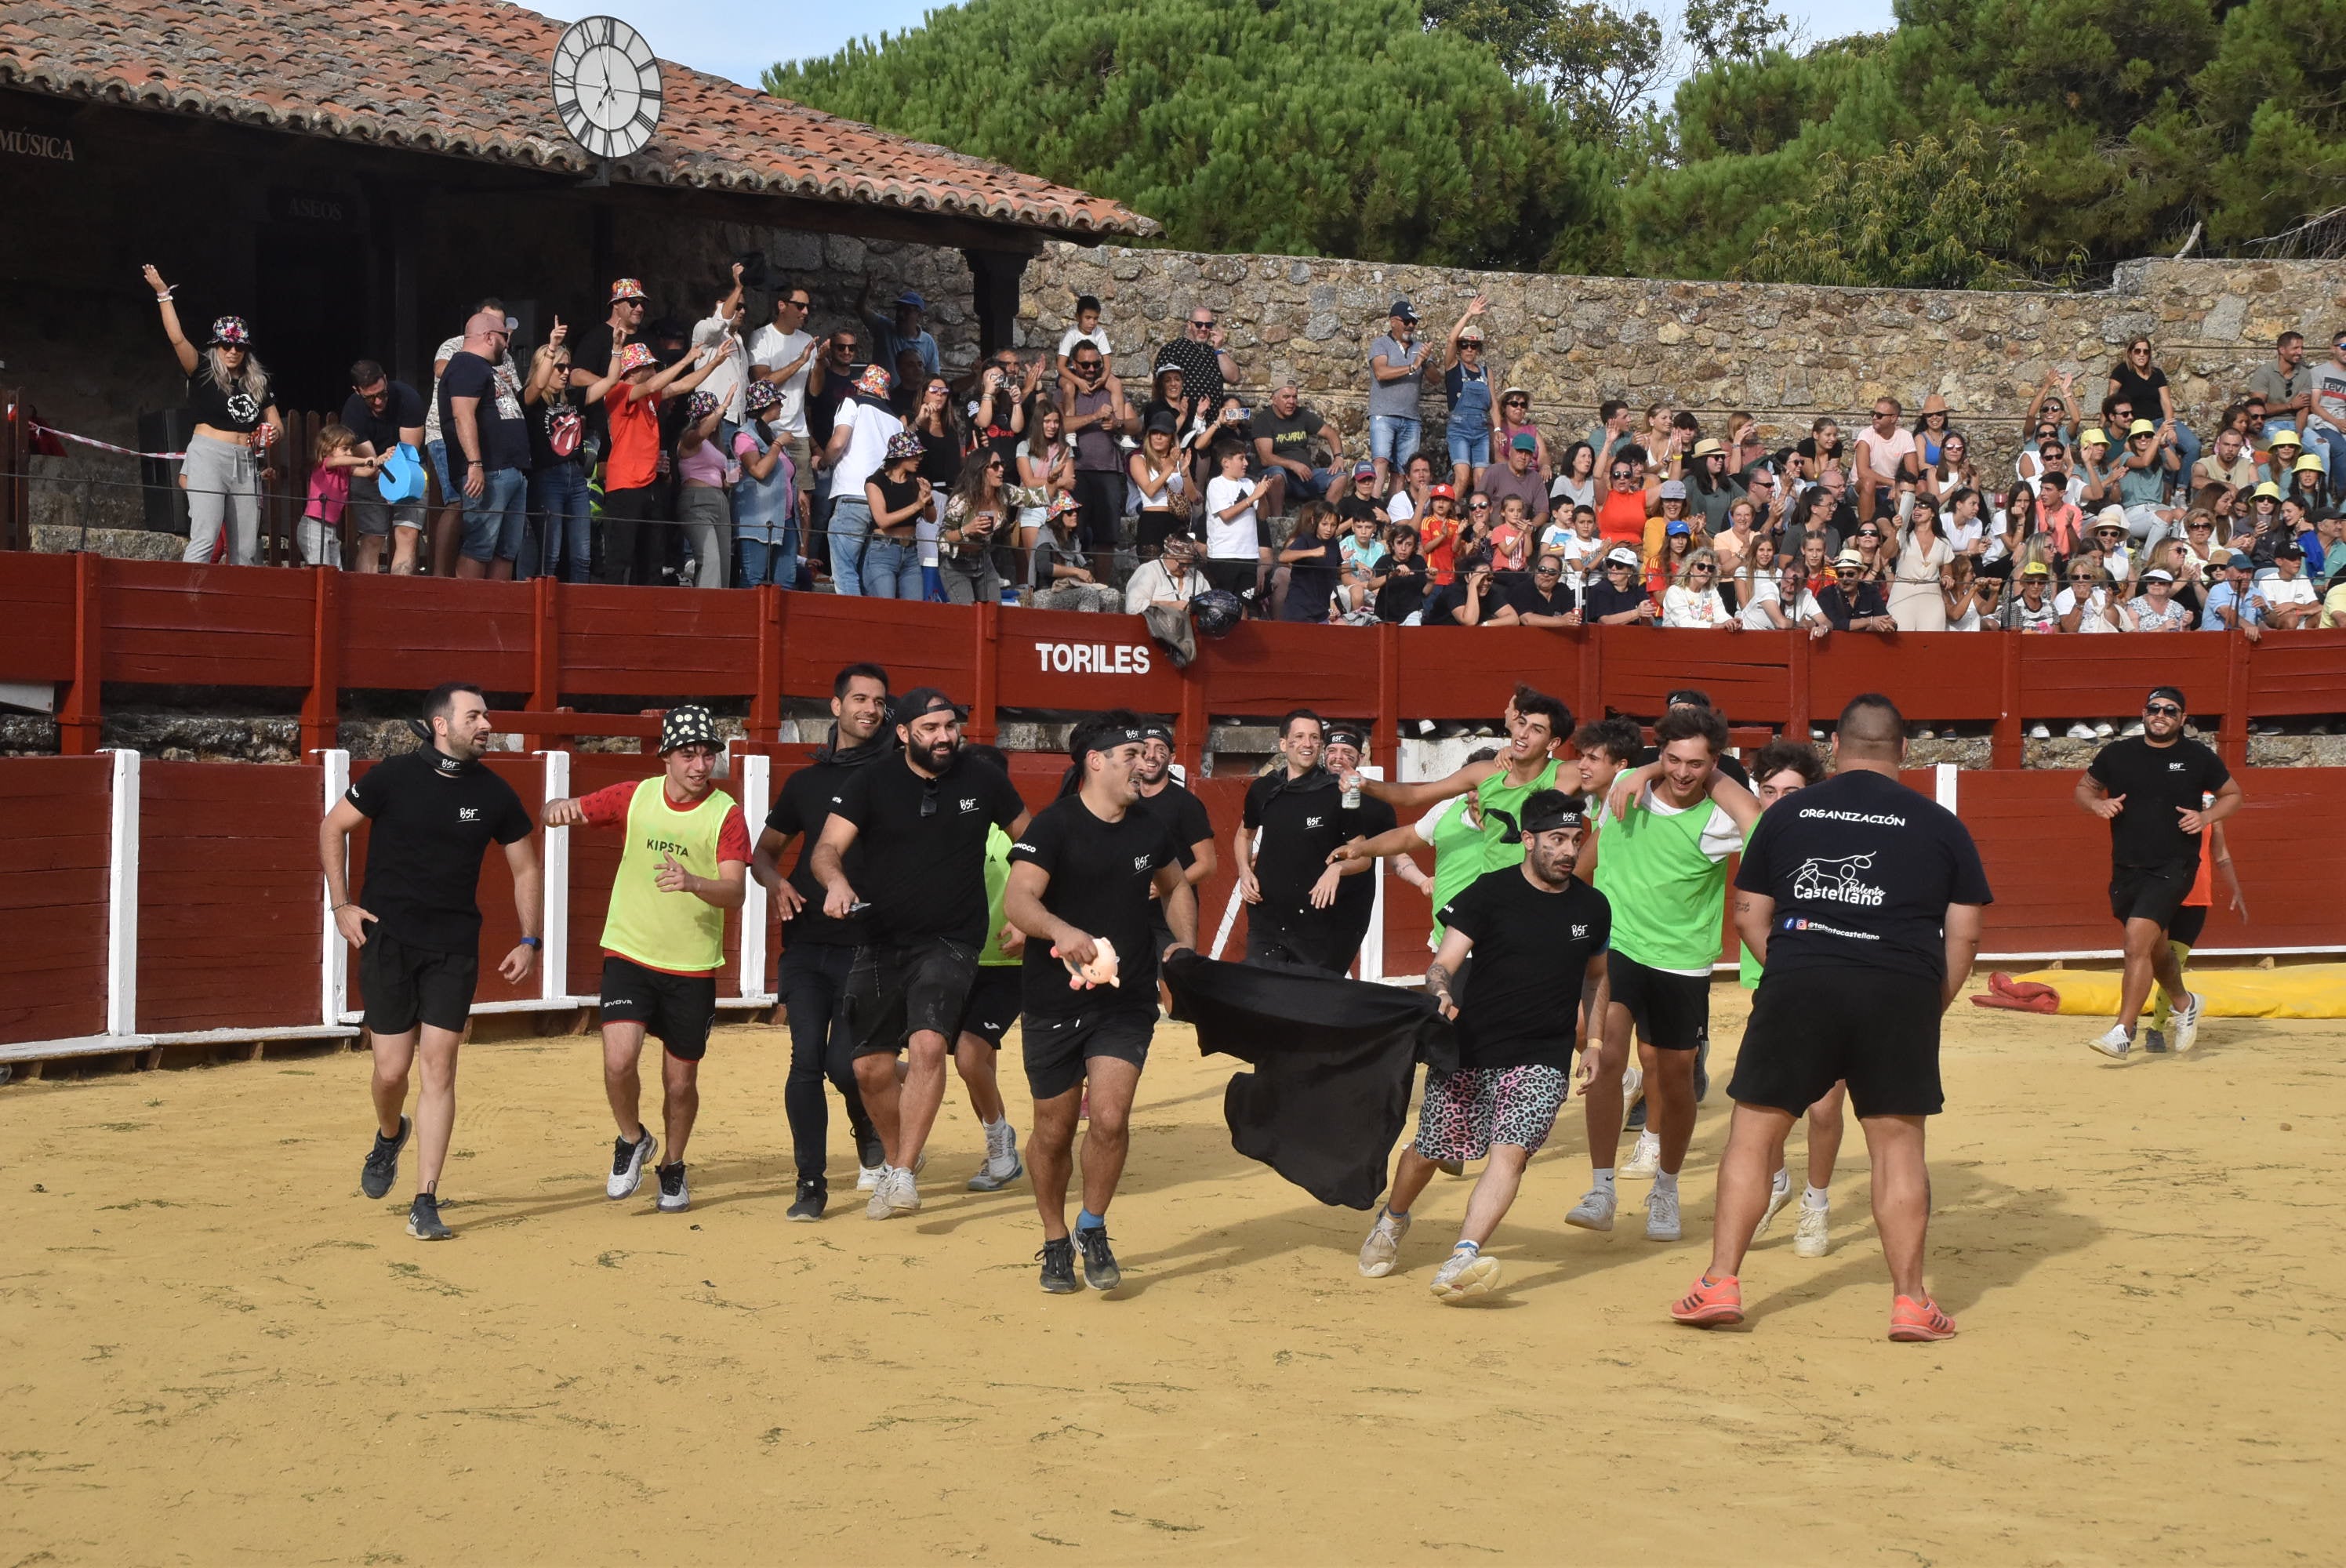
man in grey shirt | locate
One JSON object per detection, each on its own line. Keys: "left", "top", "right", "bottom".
{"left": 2245, "top": 331, "right": 2312, "bottom": 447}
{"left": 1367, "top": 299, "right": 1431, "bottom": 497}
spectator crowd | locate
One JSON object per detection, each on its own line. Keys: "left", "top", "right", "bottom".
{"left": 141, "top": 267, "right": 2346, "bottom": 668}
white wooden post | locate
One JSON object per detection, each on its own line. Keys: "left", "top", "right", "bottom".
{"left": 104, "top": 748, "right": 140, "bottom": 1037}
{"left": 736, "top": 750, "right": 772, "bottom": 1003}
{"left": 1356, "top": 764, "right": 1386, "bottom": 982}
{"left": 1936, "top": 762, "right": 1959, "bottom": 813}
{"left": 539, "top": 750, "right": 572, "bottom": 1004}
{"left": 318, "top": 750, "right": 350, "bottom": 1028}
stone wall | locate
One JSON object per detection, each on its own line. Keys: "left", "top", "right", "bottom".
{"left": 1018, "top": 245, "right": 2346, "bottom": 474}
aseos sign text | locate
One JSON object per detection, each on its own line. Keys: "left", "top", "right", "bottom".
{"left": 1035, "top": 640, "right": 1151, "bottom": 675}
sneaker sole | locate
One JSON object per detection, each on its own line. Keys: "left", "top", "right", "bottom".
{"left": 1358, "top": 1252, "right": 1400, "bottom": 1279}
{"left": 1672, "top": 1301, "right": 1744, "bottom": 1327}
{"left": 1083, "top": 1265, "right": 1121, "bottom": 1292}
{"left": 1040, "top": 1276, "right": 1080, "bottom": 1295}
{"left": 1646, "top": 1224, "right": 1682, "bottom": 1242}
{"left": 1889, "top": 1321, "right": 1958, "bottom": 1343}
{"left": 1430, "top": 1255, "right": 1502, "bottom": 1301}
{"left": 405, "top": 1220, "right": 452, "bottom": 1241}
{"left": 657, "top": 1197, "right": 690, "bottom": 1213}
{"left": 786, "top": 1206, "right": 824, "bottom": 1223}
{"left": 2084, "top": 1039, "right": 2131, "bottom": 1061}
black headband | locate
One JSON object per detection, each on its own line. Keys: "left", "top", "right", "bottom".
{"left": 1075, "top": 723, "right": 1148, "bottom": 760}
{"left": 1139, "top": 721, "right": 1174, "bottom": 745}
{"left": 1521, "top": 800, "right": 1587, "bottom": 836}
{"left": 1324, "top": 725, "right": 1366, "bottom": 750}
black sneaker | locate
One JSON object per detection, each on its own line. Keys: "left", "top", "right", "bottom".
{"left": 786, "top": 1180, "right": 827, "bottom": 1222}
{"left": 1037, "top": 1237, "right": 1078, "bottom": 1294}
{"left": 406, "top": 1192, "right": 452, "bottom": 1240}
{"left": 655, "top": 1161, "right": 691, "bottom": 1214}
{"left": 607, "top": 1129, "right": 658, "bottom": 1200}
{"left": 855, "top": 1131, "right": 886, "bottom": 1174}
{"left": 1624, "top": 1095, "right": 1647, "bottom": 1133}
{"left": 361, "top": 1115, "right": 410, "bottom": 1200}
{"left": 1076, "top": 1226, "right": 1121, "bottom": 1292}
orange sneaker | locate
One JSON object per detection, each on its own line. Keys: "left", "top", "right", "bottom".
{"left": 1669, "top": 1274, "right": 1743, "bottom": 1327}
{"left": 1888, "top": 1295, "right": 1957, "bottom": 1342}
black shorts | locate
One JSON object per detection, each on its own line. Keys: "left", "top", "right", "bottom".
{"left": 599, "top": 955, "right": 718, "bottom": 1062}
{"left": 955, "top": 964, "right": 1023, "bottom": 1047}
{"left": 1607, "top": 951, "right": 1710, "bottom": 1051}
{"left": 1730, "top": 966, "right": 1945, "bottom": 1119}
{"left": 359, "top": 931, "right": 478, "bottom": 1036}
{"left": 847, "top": 938, "right": 979, "bottom": 1058}
{"left": 1073, "top": 469, "right": 1124, "bottom": 551}
{"left": 1022, "top": 1008, "right": 1155, "bottom": 1102}
{"left": 1203, "top": 559, "right": 1258, "bottom": 599}
{"left": 2111, "top": 861, "right": 2197, "bottom": 928}
{"left": 2170, "top": 904, "right": 2208, "bottom": 948}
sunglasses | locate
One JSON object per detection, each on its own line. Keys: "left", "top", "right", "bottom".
{"left": 834, "top": 340, "right": 859, "bottom": 353}
{"left": 1469, "top": 501, "right": 1491, "bottom": 511}
{"left": 1504, "top": 397, "right": 1528, "bottom": 406}
{"left": 1611, "top": 469, "right": 1634, "bottom": 480}
{"left": 1189, "top": 318, "right": 1215, "bottom": 328}
{"left": 1535, "top": 565, "right": 1561, "bottom": 576}
{"left": 1690, "top": 565, "right": 1715, "bottom": 574}
{"left": 2069, "top": 574, "right": 2097, "bottom": 583}
{"left": 1857, "top": 532, "right": 1881, "bottom": 540}
{"left": 1607, "top": 563, "right": 1633, "bottom": 572}
{"left": 986, "top": 457, "right": 1004, "bottom": 469}
{"left": 2145, "top": 703, "right": 2183, "bottom": 717}
{"left": 784, "top": 297, "right": 812, "bottom": 310}
{"left": 1835, "top": 568, "right": 1861, "bottom": 577}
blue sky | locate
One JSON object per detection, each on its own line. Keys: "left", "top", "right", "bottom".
{"left": 536, "top": 0, "right": 1900, "bottom": 98}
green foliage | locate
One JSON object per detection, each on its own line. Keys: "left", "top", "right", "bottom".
{"left": 768, "top": 0, "right": 1614, "bottom": 269}
{"left": 1738, "top": 126, "right": 2029, "bottom": 289}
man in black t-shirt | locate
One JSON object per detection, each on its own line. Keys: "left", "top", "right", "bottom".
{"left": 1355, "top": 791, "right": 1610, "bottom": 1304}
{"left": 320, "top": 681, "right": 540, "bottom": 1243}
{"left": 1236, "top": 710, "right": 1371, "bottom": 973}
{"left": 1132, "top": 720, "right": 1218, "bottom": 969}
{"left": 1819, "top": 550, "right": 1894, "bottom": 631}
{"left": 1252, "top": 382, "right": 1347, "bottom": 516}
{"left": 1317, "top": 725, "right": 1399, "bottom": 965}
{"left": 1673, "top": 695, "right": 1989, "bottom": 1342}
{"left": 812, "top": 687, "right": 1030, "bottom": 1218}
{"left": 1491, "top": 553, "right": 1580, "bottom": 626}
{"left": 748, "top": 662, "right": 892, "bottom": 1220}
{"left": 1006, "top": 713, "right": 1198, "bottom": 1294}
{"left": 437, "top": 310, "right": 532, "bottom": 578}
{"left": 2075, "top": 686, "right": 2242, "bottom": 1061}
{"left": 342, "top": 359, "right": 428, "bottom": 574}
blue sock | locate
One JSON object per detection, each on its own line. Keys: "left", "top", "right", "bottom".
{"left": 1453, "top": 1239, "right": 1480, "bottom": 1254}
{"left": 1076, "top": 1209, "right": 1106, "bottom": 1232}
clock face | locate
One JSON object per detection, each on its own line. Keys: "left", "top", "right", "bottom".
{"left": 551, "top": 16, "right": 663, "bottom": 160}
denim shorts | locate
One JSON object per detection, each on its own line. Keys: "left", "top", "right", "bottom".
{"left": 1447, "top": 429, "right": 1491, "bottom": 469}
{"left": 1369, "top": 415, "right": 1422, "bottom": 468}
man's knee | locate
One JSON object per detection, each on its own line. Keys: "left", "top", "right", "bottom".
{"left": 852, "top": 1052, "right": 896, "bottom": 1091}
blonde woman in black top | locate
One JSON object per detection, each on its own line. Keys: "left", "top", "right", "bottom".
{"left": 143, "top": 264, "right": 284, "bottom": 565}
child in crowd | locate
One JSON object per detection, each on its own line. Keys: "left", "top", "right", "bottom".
{"left": 300, "top": 423, "right": 379, "bottom": 568}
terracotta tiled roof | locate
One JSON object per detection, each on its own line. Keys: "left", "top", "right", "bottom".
{"left": 0, "top": 0, "right": 1158, "bottom": 239}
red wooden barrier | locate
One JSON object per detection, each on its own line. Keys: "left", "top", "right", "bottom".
{"left": 8, "top": 557, "right": 2345, "bottom": 777}
{"left": 0, "top": 756, "right": 111, "bottom": 1044}
{"left": 136, "top": 760, "right": 321, "bottom": 1033}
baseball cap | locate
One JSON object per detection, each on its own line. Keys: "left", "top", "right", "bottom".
{"left": 1666, "top": 520, "right": 1691, "bottom": 537}
{"left": 1353, "top": 459, "right": 1376, "bottom": 477}
{"left": 1511, "top": 432, "right": 1537, "bottom": 452}
{"left": 658, "top": 703, "right": 720, "bottom": 755}
{"left": 1429, "top": 483, "right": 1456, "bottom": 500}
{"left": 2275, "top": 542, "right": 2304, "bottom": 560}
{"left": 1388, "top": 299, "right": 1418, "bottom": 323}
{"left": 2021, "top": 560, "right": 2053, "bottom": 577}
{"left": 2146, "top": 684, "right": 2187, "bottom": 708}
{"left": 1146, "top": 412, "right": 1179, "bottom": 436}
{"left": 1658, "top": 479, "right": 1687, "bottom": 500}
{"left": 609, "top": 278, "right": 647, "bottom": 303}
{"left": 1603, "top": 546, "right": 1640, "bottom": 568}
{"left": 1138, "top": 720, "right": 1175, "bottom": 744}
{"left": 895, "top": 290, "right": 928, "bottom": 311}
{"left": 892, "top": 687, "right": 964, "bottom": 726}
{"left": 2140, "top": 568, "right": 2175, "bottom": 583}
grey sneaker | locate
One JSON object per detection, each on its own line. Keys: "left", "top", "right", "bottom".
{"left": 1358, "top": 1207, "right": 1411, "bottom": 1277}
{"left": 2143, "top": 1027, "right": 2170, "bottom": 1054}
{"left": 607, "top": 1130, "right": 658, "bottom": 1199}
{"left": 1564, "top": 1185, "right": 1616, "bottom": 1232}
{"left": 1429, "top": 1247, "right": 1500, "bottom": 1302}
{"left": 968, "top": 1121, "right": 1024, "bottom": 1192}
{"left": 655, "top": 1161, "right": 690, "bottom": 1213}
{"left": 406, "top": 1192, "right": 452, "bottom": 1241}
{"left": 1756, "top": 1169, "right": 1794, "bottom": 1234}
{"left": 1645, "top": 1186, "right": 1682, "bottom": 1242}
{"left": 1076, "top": 1226, "right": 1122, "bottom": 1291}
{"left": 361, "top": 1115, "right": 410, "bottom": 1200}
{"left": 1037, "top": 1237, "right": 1078, "bottom": 1294}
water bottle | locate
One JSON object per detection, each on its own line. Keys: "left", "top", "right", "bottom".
{"left": 1343, "top": 775, "right": 1361, "bottom": 811}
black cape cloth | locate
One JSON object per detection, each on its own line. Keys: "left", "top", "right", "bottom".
{"left": 1164, "top": 950, "right": 1455, "bottom": 1210}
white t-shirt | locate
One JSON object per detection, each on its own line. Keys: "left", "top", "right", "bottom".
{"left": 1558, "top": 530, "right": 1605, "bottom": 589}
{"left": 746, "top": 324, "right": 815, "bottom": 436}
{"left": 829, "top": 401, "right": 904, "bottom": 502}
{"left": 2054, "top": 585, "right": 2126, "bottom": 632}
{"left": 1387, "top": 490, "right": 1418, "bottom": 524}
{"left": 692, "top": 315, "right": 747, "bottom": 425}
{"left": 2266, "top": 574, "right": 2319, "bottom": 608}
{"left": 1058, "top": 325, "right": 1113, "bottom": 362}
{"left": 1204, "top": 474, "right": 1260, "bottom": 561}
{"left": 1737, "top": 572, "right": 1820, "bottom": 630}
{"left": 1661, "top": 585, "right": 1733, "bottom": 628}
{"left": 1948, "top": 603, "right": 1984, "bottom": 632}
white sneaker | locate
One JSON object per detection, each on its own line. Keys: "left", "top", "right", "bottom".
{"left": 606, "top": 1131, "right": 658, "bottom": 1200}
{"left": 865, "top": 1167, "right": 898, "bottom": 1218}
{"left": 1645, "top": 1186, "right": 1681, "bottom": 1242}
{"left": 2030, "top": 723, "right": 2052, "bottom": 739}
{"left": 1564, "top": 1186, "right": 1616, "bottom": 1232}
{"left": 1358, "top": 1208, "right": 1411, "bottom": 1277}
{"left": 889, "top": 1166, "right": 921, "bottom": 1214}
{"left": 2066, "top": 722, "right": 2097, "bottom": 740}
{"left": 1621, "top": 1062, "right": 1643, "bottom": 1104}
{"left": 2086, "top": 1025, "right": 2134, "bottom": 1061}
{"left": 856, "top": 1163, "right": 885, "bottom": 1192}
{"left": 1620, "top": 1130, "right": 1661, "bottom": 1178}
{"left": 2171, "top": 991, "right": 2204, "bottom": 1054}
{"left": 1429, "top": 1247, "right": 1501, "bottom": 1302}
{"left": 2122, "top": 720, "right": 2145, "bottom": 738}
{"left": 1757, "top": 1168, "right": 1794, "bottom": 1234}
{"left": 968, "top": 1121, "right": 1024, "bottom": 1191}
{"left": 1793, "top": 1202, "right": 1831, "bottom": 1258}
{"left": 2094, "top": 720, "right": 2115, "bottom": 738}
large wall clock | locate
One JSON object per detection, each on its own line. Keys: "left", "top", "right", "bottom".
{"left": 551, "top": 16, "right": 663, "bottom": 161}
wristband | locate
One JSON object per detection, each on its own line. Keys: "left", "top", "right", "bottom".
{"left": 467, "top": 459, "right": 483, "bottom": 468}
{"left": 520, "top": 935, "right": 542, "bottom": 949}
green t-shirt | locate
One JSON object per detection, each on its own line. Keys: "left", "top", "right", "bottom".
{"left": 1592, "top": 785, "right": 1740, "bottom": 975}
{"left": 977, "top": 823, "right": 1018, "bottom": 966}
{"left": 1415, "top": 759, "right": 1570, "bottom": 945}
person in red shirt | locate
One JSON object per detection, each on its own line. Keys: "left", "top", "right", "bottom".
{"left": 598, "top": 335, "right": 731, "bottom": 584}
{"left": 1597, "top": 448, "right": 1651, "bottom": 558}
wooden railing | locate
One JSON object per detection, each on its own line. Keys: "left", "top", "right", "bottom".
{"left": 5, "top": 554, "right": 2344, "bottom": 771}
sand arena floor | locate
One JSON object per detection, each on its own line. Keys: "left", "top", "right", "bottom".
{"left": 2, "top": 985, "right": 2340, "bottom": 1566}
